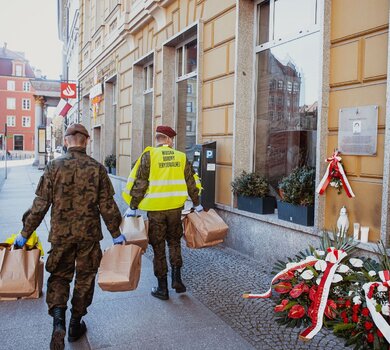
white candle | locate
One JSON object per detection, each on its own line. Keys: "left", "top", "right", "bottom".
{"left": 360, "top": 226, "right": 369, "bottom": 243}
{"left": 353, "top": 223, "right": 360, "bottom": 240}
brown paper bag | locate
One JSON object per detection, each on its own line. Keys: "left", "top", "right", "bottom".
{"left": 0, "top": 245, "right": 40, "bottom": 297}
{"left": 186, "top": 209, "right": 229, "bottom": 243}
{"left": 98, "top": 244, "right": 142, "bottom": 292}
{"left": 183, "top": 216, "right": 224, "bottom": 249}
{"left": 120, "top": 216, "right": 149, "bottom": 252}
{"left": 22, "top": 260, "right": 44, "bottom": 299}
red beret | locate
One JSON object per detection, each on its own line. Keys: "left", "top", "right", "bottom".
{"left": 156, "top": 125, "right": 177, "bottom": 138}
{"left": 65, "top": 123, "right": 90, "bottom": 138}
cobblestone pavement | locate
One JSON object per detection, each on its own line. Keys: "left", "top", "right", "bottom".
{"left": 145, "top": 243, "right": 350, "bottom": 350}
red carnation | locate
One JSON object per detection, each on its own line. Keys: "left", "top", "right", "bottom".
{"left": 274, "top": 299, "right": 289, "bottom": 312}
{"left": 361, "top": 307, "right": 370, "bottom": 317}
{"left": 288, "top": 304, "right": 305, "bottom": 319}
{"left": 309, "top": 286, "right": 317, "bottom": 301}
{"left": 377, "top": 329, "right": 384, "bottom": 338}
{"left": 279, "top": 270, "right": 295, "bottom": 280}
{"left": 367, "top": 333, "right": 374, "bottom": 343}
{"left": 341, "top": 311, "right": 347, "bottom": 319}
{"left": 274, "top": 282, "right": 292, "bottom": 294}
{"left": 352, "top": 304, "right": 360, "bottom": 313}
{"left": 364, "top": 321, "right": 374, "bottom": 331}
{"left": 343, "top": 318, "right": 349, "bottom": 324}
{"left": 352, "top": 313, "right": 359, "bottom": 323}
{"left": 345, "top": 300, "right": 351, "bottom": 308}
{"left": 289, "top": 282, "right": 309, "bottom": 298}
{"left": 324, "top": 299, "right": 337, "bottom": 319}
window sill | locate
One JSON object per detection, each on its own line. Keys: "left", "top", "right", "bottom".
{"left": 215, "top": 203, "right": 386, "bottom": 255}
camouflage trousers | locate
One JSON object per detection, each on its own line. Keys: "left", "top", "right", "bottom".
{"left": 147, "top": 208, "right": 183, "bottom": 278}
{"left": 46, "top": 241, "right": 102, "bottom": 318}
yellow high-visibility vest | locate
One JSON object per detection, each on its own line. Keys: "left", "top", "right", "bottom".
{"left": 122, "top": 146, "right": 202, "bottom": 210}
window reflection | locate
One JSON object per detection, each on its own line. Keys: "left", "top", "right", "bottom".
{"left": 255, "top": 33, "right": 319, "bottom": 189}
{"left": 185, "top": 40, "right": 197, "bottom": 74}
{"left": 257, "top": 0, "right": 270, "bottom": 45}
{"left": 273, "top": 0, "right": 317, "bottom": 39}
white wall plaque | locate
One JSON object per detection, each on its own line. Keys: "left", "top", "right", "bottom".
{"left": 338, "top": 105, "right": 378, "bottom": 155}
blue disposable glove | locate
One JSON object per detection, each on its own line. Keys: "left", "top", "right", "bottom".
{"left": 113, "top": 234, "right": 126, "bottom": 245}
{"left": 125, "top": 208, "right": 137, "bottom": 217}
{"left": 14, "top": 233, "right": 27, "bottom": 248}
{"left": 194, "top": 204, "right": 204, "bottom": 212}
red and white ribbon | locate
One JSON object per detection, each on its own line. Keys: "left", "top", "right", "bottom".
{"left": 242, "top": 256, "right": 317, "bottom": 299}
{"left": 363, "top": 270, "right": 390, "bottom": 344}
{"left": 299, "top": 248, "right": 347, "bottom": 340}
{"left": 316, "top": 150, "right": 355, "bottom": 198}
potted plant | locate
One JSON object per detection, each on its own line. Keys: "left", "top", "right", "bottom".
{"left": 277, "top": 166, "right": 315, "bottom": 226}
{"left": 231, "top": 171, "right": 275, "bottom": 214}
{"left": 104, "top": 154, "right": 117, "bottom": 175}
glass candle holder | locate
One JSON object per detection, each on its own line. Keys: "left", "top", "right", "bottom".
{"left": 353, "top": 223, "right": 360, "bottom": 240}
{"left": 360, "top": 226, "right": 369, "bottom": 243}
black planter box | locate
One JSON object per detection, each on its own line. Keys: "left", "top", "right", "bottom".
{"left": 237, "top": 195, "right": 276, "bottom": 214}
{"left": 277, "top": 200, "right": 314, "bottom": 226}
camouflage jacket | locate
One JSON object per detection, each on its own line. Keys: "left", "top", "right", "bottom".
{"left": 21, "top": 147, "right": 122, "bottom": 243}
{"left": 130, "top": 147, "right": 200, "bottom": 209}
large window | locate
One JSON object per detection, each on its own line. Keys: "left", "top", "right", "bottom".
{"left": 255, "top": 0, "right": 319, "bottom": 189}
{"left": 7, "top": 98, "right": 16, "bottom": 110}
{"left": 22, "top": 116, "right": 31, "bottom": 127}
{"left": 7, "top": 80, "right": 15, "bottom": 91}
{"left": 22, "top": 98, "right": 31, "bottom": 110}
{"left": 143, "top": 61, "right": 154, "bottom": 148}
{"left": 7, "top": 116, "right": 16, "bottom": 127}
{"left": 23, "top": 82, "right": 30, "bottom": 91}
{"left": 14, "top": 135, "right": 23, "bottom": 151}
{"left": 176, "top": 38, "right": 197, "bottom": 161}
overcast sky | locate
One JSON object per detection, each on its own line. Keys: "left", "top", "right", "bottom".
{"left": 0, "top": 0, "right": 62, "bottom": 80}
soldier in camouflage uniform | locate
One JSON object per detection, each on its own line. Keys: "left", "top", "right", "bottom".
{"left": 128, "top": 125, "right": 202, "bottom": 300}
{"left": 15, "top": 124, "right": 124, "bottom": 350}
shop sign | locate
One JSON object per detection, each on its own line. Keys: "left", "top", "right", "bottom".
{"left": 338, "top": 105, "right": 378, "bottom": 155}
{"left": 90, "top": 83, "right": 103, "bottom": 99}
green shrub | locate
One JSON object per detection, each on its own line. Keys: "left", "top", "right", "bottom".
{"left": 278, "top": 166, "right": 315, "bottom": 206}
{"left": 104, "top": 154, "right": 116, "bottom": 168}
{"left": 231, "top": 171, "right": 269, "bottom": 198}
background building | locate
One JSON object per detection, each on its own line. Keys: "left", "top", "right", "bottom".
{"left": 75, "top": 0, "right": 389, "bottom": 262}
{"left": 0, "top": 44, "right": 36, "bottom": 157}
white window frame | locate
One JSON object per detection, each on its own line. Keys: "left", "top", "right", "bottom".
{"left": 15, "top": 64, "right": 23, "bottom": 76}
{"left": 22, "top": 116, "right": 31, "bottom": 127}
{"left": 175, "top": 35, "right": 198, "bottom": 82}
{"left": 23, "top": 81, "right": 30, "bottom": 92}
{"left": 143, "top": 61, "right": 154, "bottom": 94}
{"left": 22, "top": 98, "right": 31, "bottom": 110}
{"left": 254, "top": 0, "right": 320, "bottom": 53}
{"left": 7, "top": 80, "right": 15, "bottom": 91}
{"left": 7, "top": 116, "right": 16, "bottom": 127}
{"left": 7, "top": 98, "right": 16, "bottom": 110}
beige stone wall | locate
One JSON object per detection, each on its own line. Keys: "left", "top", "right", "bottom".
{"left": 115, "top": 0, "right": 236, "bottom": 205}
{"left": 326, "top": 0, "right": 389, "bottom": 241}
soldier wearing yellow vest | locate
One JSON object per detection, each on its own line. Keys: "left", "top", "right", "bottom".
{"left": 122, "top": 126, "right": 202, "bottom": 300}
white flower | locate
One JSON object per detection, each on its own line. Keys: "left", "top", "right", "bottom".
{"left": 382, "top": 303, "right": 390, "bottom": 316}
{"left": 337, "top": 264, "right": 350, "bottom": 273}
{"left": 315, "top": 260, "right": 327, "bottom": 272}
{"left": 378, "top": 285, "right": 388, "bottom": 292}
{"left": 326, "top": 252, "right": 337, "bottom": 264}
{"left": 316, "top": 277, "right": 322, "bottom": 285}
{"left": 349, "top": 258, "right": 364, "bottom": 268}
{"left": 368, "top": 270, "right": 377, "bottom": 277}
{"left": 332, "top": 274, "right": 343, "bottom": 283}
{"left": 315, "top": 250, "right": 325, "bottom": 256}
{"left": 353, "top": 296, "right": 362, "bottom": 305}
{"left": 301, "top": 270, "right": 314, "bottom": 280}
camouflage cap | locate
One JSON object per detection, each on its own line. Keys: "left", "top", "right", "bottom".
{"left": 65, "top": 123, "right": 90, "bottom": 138}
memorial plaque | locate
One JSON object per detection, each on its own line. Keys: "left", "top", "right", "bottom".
{"left": 338, "top": 105, "right": 378, "bottom": 155}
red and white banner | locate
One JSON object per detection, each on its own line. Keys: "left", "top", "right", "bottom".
{"left": 55, "top": 98, "right": 73, "bottom": 117}
{"left": 60, "top": 82, "right": 77, "bottom": 99}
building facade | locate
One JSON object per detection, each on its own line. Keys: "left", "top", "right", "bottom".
{"left": 58, "top": 0, "right": 80, "bottom": 127}
{"left": 77, "top": 0, "right": 390, "bottom": 262}
{"left": 0, "top": 44, "right": 36, "bottom": 156}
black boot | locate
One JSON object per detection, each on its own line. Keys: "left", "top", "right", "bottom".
{"left": 151, "top": 276, "right": 169, "bottom": 300}
{"left": 68, "top": 316, "right": 87, "bottom": 342}
{"left": 171, "top": 267, "right": 186, "bottom": 293}
{"left": 50, "top": 307, "right": 66, "bottom": 350}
